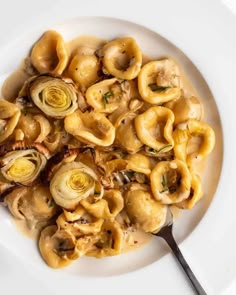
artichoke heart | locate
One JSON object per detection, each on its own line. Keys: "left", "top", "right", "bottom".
{"left": 0, "top": 149, "right": 47, "bottom": 185}
{"left": 29, "top": 75, "right": 78, "bottom": 118}
{"left": 50, "top": 162, "right": 99, "bottom": 210}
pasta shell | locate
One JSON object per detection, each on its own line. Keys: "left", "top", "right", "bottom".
{"left": 173, "top": 119, "right": 215, "bottom": 164}
{"left": 0, "top": 99, "right": 21, "bottom": 143}
{"left": 138, "top": 59, "right": 181, "bottom": 104}
{"left": 176, "top": 173, "right": 203, "bottom": 209}
{"left": 43, "top": 120, "right": 70, "bottom": 153}
{"left": 135, "top": 106, "right": 174, "bottom": 152}
{"left": 164, "top": 96, "right": 203, "bottom": 125}
{"left": 68, "top": 54, "right": 100, "bottom": 89}
{"left": 29, "top": 75, "right": 78, "bottom": 118}
{"left": 64, "top": 109, "right": 115, "bottom": 147}
{"left": 86, "top": 220, "right": 123, "bottom": 258}
{"left": 126, "top": 153, "right": 153, "bottom": 175}
{"left": 125, "top": 189, "right": 167, "bottom": 233}
{"left": 86, "top": 78, "right": 125, "bottom": 113}
{"left": 16, "top": 113, "right": 40, "bottom": 142}
{"left": 186, "top": 119, "right": 215, "bottom": 161}
{"left": 5, "top": 186, "right": 58, "bottom": 224}
{"left": 39, "top": 225, "right": 75, "bottom": 268}
{"left": 150, "top": 159, "right": 191, "bottom": 204}
{"left": 102, "top": 37, "right": 142, "bottom": 80}
{"left": 57, "top": 206, "right": 104, "bottom": 236}
{"left": 80, "top": 189, "right": 124, "bottom": 219}
{"left": 116, "top": 112, "right": 143, "bottom": 153}
{"left": 31, "top": 30, "right": 68, "bottom": 75}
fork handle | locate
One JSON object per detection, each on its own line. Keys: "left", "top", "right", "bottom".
{"left": 161, "top": 232, "right": 207, "bottom": 295}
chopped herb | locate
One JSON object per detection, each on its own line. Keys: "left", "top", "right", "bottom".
{"left": 83, "top": 147, "right": 95, "bottom": 157}
{"left": 148, "top": 83, "right": 171, "bottom": 92}
{"left": 22, "top": 109, "right": 27, "bottom": 116}
{"left": 161, "top": 175, "right": 167, "bottom": 187}
{"left": 148, "top": 145, "right": 172, "bottom": 154}
{"left": 118, "top": 78, "right": 126, "bottom": 84}
{"left": 48, "top": 199, "right": 55, "bottom": 208}
{"left": 159, "top": 188, "right": 169, "bottom": 193}
{"left": 156, "top": 145, "right": 173, "bottom": 153}
{"left": 119, "top": 151, "right": 125, "bottom": 158}
{"left": 147, "top": 148, "right": 158, "bottom": 154}
{"left": 94, "top": 191, "right": 100, "bottom": 195}
{"left": 89, "top": 147, "right": 95, "bottom": 157}
{"left": 102, "top": 91, "right": 114, "bottom": 109}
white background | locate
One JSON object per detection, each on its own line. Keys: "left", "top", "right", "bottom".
{"left": 0, "top": 0, "right": 236, "bottom": 294}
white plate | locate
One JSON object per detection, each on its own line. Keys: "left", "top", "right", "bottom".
{"left": 0, "top": 1, "right": 236, "bottom": 295}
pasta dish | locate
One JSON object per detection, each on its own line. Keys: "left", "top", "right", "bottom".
{"left": 0, "top": 30, "right": 215, "bottom": 268}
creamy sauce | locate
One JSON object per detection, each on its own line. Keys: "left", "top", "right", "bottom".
{"left": 13, "top": 218, "right": 39, "bottom": 240}
{"left": 2, "top": 59, "right": 32, "bottom": 101}
{"left": 1, "top": 35, "right": 206, "bottom": 253}
{"left": 66, "top": 35, "right": 106, "bottom": 58}
{"left": 123, "top": 229, "right": 152, "bottom": 253}
{"left": 170, "top": 205, "right": 181, "bottom": 220}
{"left": 187, "top": 136, "right": 206, "bottom": 175}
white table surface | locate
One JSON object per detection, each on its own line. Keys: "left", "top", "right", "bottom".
{"left": 0, "top": 1, "right": 236, "bottom": 294}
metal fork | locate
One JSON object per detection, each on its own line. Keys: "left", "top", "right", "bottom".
{"left": 115, "top": 171, "right": 207, "bottom": 294}
{"left": 153, "top": 208, "right": 207, "bottom": 295}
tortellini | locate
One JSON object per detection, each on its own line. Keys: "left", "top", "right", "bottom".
{"left": 31, "top": 30, "right": 68, "bottom": 75}
{"left": 116, "top": 112, "right": 143, "bottom": 153}
{"left": 164, "top": 96, "right": 203, "bottom": 125}
{"left": 86, "top": 78, "right": 125, "bottom": 113}
{"left": 39, "top": 225, "right": 76, "bottom": 268}
{"left": 64, "top": 109, "right": 115, "bottom": 146}
{"left": 68, "top": 54, "right": 100, "bottom": 89}
{"left": 0, "top": 30, "right": 216, "bottom": 269}
{"left": 17, "top": 114, "right": 52, "bottom": 143}
{"left": 5, "top": 186, "right": 58, "bottom": 226}
{"left": 0, "top": 99, "right": 21, "bottom": 143}
{"left": 86, "top": 220, "right": 123, "bottom": 258}
{"left": 138, "top": 59, "right": 182, "bottom": 104}
{"left": 135, "top": 106, "right": 174, "bottom": 152}
{"left": 150, "top": 159, "right": 191, "bottom": 204}
{"left": 126, "top": 153, "right": 153, "bottom": 175}
{"left": 102, "top": 37, "right": 142, "bottom": 80}
{"left": 80, "top": 189, "right": 124, "bottom": 219}
{"left": 57, "top": 206, "right": 104, "bottom": 236}
{"left": 173, "top": 119, "right": 215, "bottom": 164}
{"left": 125, "top": 189, "right": 167, "bottom": 232}
{"left": 175, "top": 173, "right": 203, "bottom": 209}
